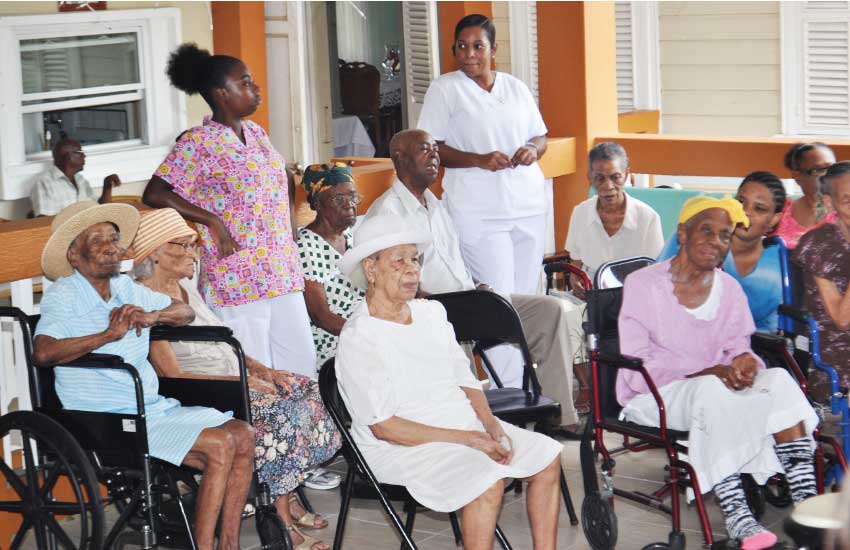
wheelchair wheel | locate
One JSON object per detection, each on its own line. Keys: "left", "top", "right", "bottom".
{"left": 0, "top": 410, "right": 104, "bottom": 550}
{"left": 763, "top": 475, "right": 792, "bottom": 508}
{"left": 582, "top": 492, "right": 618, "bottom": 550}
{"left": 255, "top": 502, "right": 293, "bottom": 550}
{"left": 640, "top": 545, "right": 669, "bottom": 550}
{"left": 741, "top": 474, "right": 766, "bottom": 520}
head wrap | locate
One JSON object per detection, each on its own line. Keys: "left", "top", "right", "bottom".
{"left": 678, "top": 195, "right": 750, "bottom": 228}
{"left": 301, "top": 162, "right": 355, "bottom": 210}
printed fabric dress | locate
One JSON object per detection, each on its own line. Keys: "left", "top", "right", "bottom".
{"left": 171, "top": 279, "right": 341, "bottom": 496}
{"left": 793, "top": 223, "right": 850, "bottom": 400}
{"left": 297, "top": 227, "right": 365, "bottom": 366}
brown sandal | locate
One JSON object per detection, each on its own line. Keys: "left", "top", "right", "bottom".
{"left": 288, "top": 493, "right": 328, "bottom": 530}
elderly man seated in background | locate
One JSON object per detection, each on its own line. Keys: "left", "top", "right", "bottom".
{"left": 563, "top": 141, "right": 664, "bottom": 413}
{"left": 30, "top": 137, "right": 120, "bottom": 217}
{"left": 365, "top": 129, "right": 580, "bottom": 427}
{"left": 618, "top": 196, "right": 818, "bottom": 550}
{"left": 336, "top": 214, "right": 563, "bottom": 550}
{"left": 32, "top": 201, "right": 253, "bottom": 550}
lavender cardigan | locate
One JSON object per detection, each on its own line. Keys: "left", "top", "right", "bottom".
{"left": 616, "top": 259, "right": 763, "bottom": 406}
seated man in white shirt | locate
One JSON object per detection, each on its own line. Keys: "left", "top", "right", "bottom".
{"left": 365, "top": 129, "right": 581, "bottom": 428}
{"left": 30, "top": 137, "right": 120, "bottom": 217}
{"left": 565, "top": 141, "right": 663, "bottom": 294}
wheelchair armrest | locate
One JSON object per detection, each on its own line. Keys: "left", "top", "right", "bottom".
{"left": 150, "top": 324, "right": 234, "bottom": 343}
{"left": 778, "top": 304, "right": 812, "bottom": 323}
{"left": 542, "top": 251, "right": 570, "bottom": 264}
{"left": 596, "top": 351, "right": 643, "bottom": 370}
{"left": 751, "top": 331, "right": 787, "bottom": 352}
{"left": 44, "top": 353, "right": 146, "bottom": 416}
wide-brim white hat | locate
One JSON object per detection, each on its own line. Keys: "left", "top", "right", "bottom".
{"left": 339, "top": 214, "right": 431, "bottom": 290}
{"left": 41, "top": 200, "right": 140, "bottom": 281}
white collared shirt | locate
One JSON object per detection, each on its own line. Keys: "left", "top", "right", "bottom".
{"left": 30, "top": 165, "right": 96, "bottom": 216}
{"left": 565, "top": 195, "right": 664, "bottom": 280}
{"left": 365, "top": 179, "right": 476, "bottom": 294}
{"left": 417, "top": 71, "right": 548, "bottom": 220}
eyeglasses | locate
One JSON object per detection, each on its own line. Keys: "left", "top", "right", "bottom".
{"left": 167, "top": 241, "right": 197, "bottom": 253}
{"left": 329, "top": 193, "right": 363, "bottom": 207}
{"left": 803, "top": 164, "right": 833, "bottom": 177}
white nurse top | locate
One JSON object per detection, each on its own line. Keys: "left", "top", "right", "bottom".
{"left": 417, "top": 70, "right": 548, "bottom": 220}
{"left": 335, "top": 299, "right": 562, "bottom": 512}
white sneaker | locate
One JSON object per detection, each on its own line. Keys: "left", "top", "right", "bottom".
{"left": 303, "top": 468, "right": 341, "bottom": 490}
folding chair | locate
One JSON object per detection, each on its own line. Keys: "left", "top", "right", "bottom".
{"left": 318, "top": 358, "right": 514, "bottom": 550}
{"left": 425, "top": 290, "right": 579, "bottom": 525}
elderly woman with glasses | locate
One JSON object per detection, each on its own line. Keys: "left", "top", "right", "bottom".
{"left": 336, "top": 214, "right": 563, "bottom": 550}
{"left": 297, "top": 163, "right": 365, "bottom": 368}
{"left": 776, "top": 142, "right": 838, "bottom": 249}
{"left": 131, "top": 208, "right": 341, "bottom": 550}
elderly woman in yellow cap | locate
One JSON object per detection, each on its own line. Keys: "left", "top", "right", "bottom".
{"left": 297, "top": 162, "right": 365, "bottom": 367}
{"left": 617, "top": 195, "right": 819, "bottom": 549}
{"left": 130, "top": 208, "right": 341, "bottom": 550}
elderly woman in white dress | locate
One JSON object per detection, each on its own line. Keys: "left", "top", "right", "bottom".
{"left": 335, "top": 214, "right": 564, "bottom": 550}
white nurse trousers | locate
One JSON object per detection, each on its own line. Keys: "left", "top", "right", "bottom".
{"left": 210, "top": 291, "right": 318, "bottom": 379}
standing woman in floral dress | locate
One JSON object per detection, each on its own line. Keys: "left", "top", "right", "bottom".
{"left": 143, "top": 43, "right": 317, "bottom": 378}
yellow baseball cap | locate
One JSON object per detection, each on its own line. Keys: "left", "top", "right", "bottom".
{"left": 678, "top": 195, "right": 749, "bottom": 228}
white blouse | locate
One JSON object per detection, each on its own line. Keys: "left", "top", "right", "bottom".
{"left": 417, "top": 71, "right": 548, "bottom": 220}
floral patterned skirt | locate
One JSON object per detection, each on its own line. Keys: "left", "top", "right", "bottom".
{"left": 249, "top": 372, "right": 341, "bottom": 497}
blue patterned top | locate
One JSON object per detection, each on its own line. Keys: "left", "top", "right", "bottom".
{"left": 657, "top": 238, "right": 782, "bottom": 333}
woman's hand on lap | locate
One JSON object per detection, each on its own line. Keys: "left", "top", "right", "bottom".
{"left": 730, "top": 353, "right": 758, "bottom": 388}
{"left": 478, "top": 151, "right": 512, "bottom": 172}
{"left": 465, "top": 431, "right": 512, "bottom": 464}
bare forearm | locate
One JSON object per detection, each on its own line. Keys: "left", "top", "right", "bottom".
{"left": 143, "top": 177, "right": 221, "bottom": 228}
{"left": 156, "top": 301, "right": 195, "bottom": 327}
{"left": 304, "top": 281, "right": 346, "bottom": 335}
{"left": 816, "top": 277, "right": 850, "bottom": 330}
{"left": 370, "top": 416, "right": 470, "bottom": 447}
{"left": 462, "top": 387, "right": 496, "bottom": 425}
{"left": 33, "top": 333, "right": 114, "bottom": 366}
{"left": 436, "top": 142, "right": 484, "bottom": 169}
{"left": 98, "top": 186, "right": 113, "bottom": 204}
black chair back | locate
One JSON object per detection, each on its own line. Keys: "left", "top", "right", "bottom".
{"left": 585, "top": 288, "right": 625, "bottom": 421}
{"left": 426, "top": 290, "right": 539, "bottom": 394}
{"left": 593, "top": 256, "right": 654, "bottom": 290}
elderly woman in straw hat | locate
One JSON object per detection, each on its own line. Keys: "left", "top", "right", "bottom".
{"left": 617, "top": 195, "right": 819, "bottom": 549}
{"left": 130, "top": 208, "right": 341, "bottom": 550}
{"left": 33, "top": 201, "right": 254, "bottom": 550}
{"left": 297, "top": 162, "right": 365, "bottom": 367}
{"left": 335, "top": 214, "right": 563, "bottom": 550}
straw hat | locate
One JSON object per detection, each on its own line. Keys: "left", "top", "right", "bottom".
{"left": 132, "top": 208, "right": 197, "bottom": 263}
{"left": 41, "top": 200, "right": 140, "bottom": 281}
{"left": 339, "top": 214, "right": 431, "bottom": 290}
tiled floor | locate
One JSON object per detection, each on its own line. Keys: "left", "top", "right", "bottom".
{"left": 19, "top": 431, "right": 799, "bottom": 549}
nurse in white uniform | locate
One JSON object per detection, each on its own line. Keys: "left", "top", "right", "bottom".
{"left": 336, "top": 214, "right": 563, "bottom": 550}
{"left": 417, "top": 14, "right": 548, "bottom": 296}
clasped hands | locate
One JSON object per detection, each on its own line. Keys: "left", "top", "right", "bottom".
{"left": 688, "top": 353, "right": 759, "bottom": 391}
{"left": 465, "top": 416, "right": 514, "bottom": 465}
{"left": 105, "top": 304, "right": 160, "bottom": 340}
{"left": 478, "top": 144, "right": 538, "bottom": 172}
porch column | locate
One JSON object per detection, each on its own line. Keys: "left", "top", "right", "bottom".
{"left": 538, "top": 1, "right": 619, "bottom": 248}
{"left": 437, "top": 1, "right": 494, "bottom": 73}
{"left": 211, "top": 1, "right": 270, "bottom": 129}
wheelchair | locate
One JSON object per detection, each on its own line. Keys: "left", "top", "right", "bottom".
{"left": 0, "top": 306, "right": 293, "bottom": 550}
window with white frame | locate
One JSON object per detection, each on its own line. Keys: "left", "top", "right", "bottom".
{"left": 613, "top": 1, "right": 661, "bottom": 114}
{"left": 782, "top": 1, "right": 850, "bottom": 136}
{"left": 0, "top": 8, "right": 186, "bottom": 201}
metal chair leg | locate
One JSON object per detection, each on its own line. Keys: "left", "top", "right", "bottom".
{"left": 400, "top": 498, "right": 417, "bottom": 550}
{"left": 495, "top": 523, "right": 513, "bottom": 550}
{"left": 332, "top": 469, "right": 355, "bottom": 550}
{"left": 448, "top": 512, "right": 462, "bottom": 546}
{"left": 295, "top": 485, "right": 315, "bottom": 514}
{"left": 560, "top": 470, "right": 579, "bottom": 525}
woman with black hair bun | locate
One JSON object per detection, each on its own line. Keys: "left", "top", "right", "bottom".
{"left": 776, "top": 142, "right": 838, "bottom": 248}
{"left": 143, "top": 43, "right": 333, "bottom": 550}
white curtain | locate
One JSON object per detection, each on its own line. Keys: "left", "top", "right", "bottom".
{"left": 336, "top": 1, "right": 369, "bottom": 63}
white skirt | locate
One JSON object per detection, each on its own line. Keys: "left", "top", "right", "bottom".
{"left": 361, "top": 419, "right": 563, "bottom": 512}
{"left": 621, "top": 368, "right": 819, "bottom": 492}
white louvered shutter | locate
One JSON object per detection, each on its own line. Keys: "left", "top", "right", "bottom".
{"left": 529, "top": 2, "right": 540, "bottom": 103}
{"left": 402, "top": 1, "right": 440, "bottom": 126}
{"left": 785, "top": 1, "right": 850, "bottom": 135}
{"left": 615, "top": 1, "right": 635, "bottom": 113}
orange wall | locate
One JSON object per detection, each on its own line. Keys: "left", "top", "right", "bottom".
{"left": 438, "top": 1, "right": 494, "bottom": 73}
{"left": 211, "top": 2, "right": 270, "bottom": 130}
{"left": 538, "top": 2, "right": 619, "bottom": 248}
